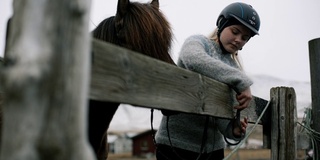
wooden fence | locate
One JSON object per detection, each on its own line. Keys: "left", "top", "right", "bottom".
{"left": 90, "top": 39, "right": 302, "bottom": 160}
{"left": 0, "top": 38, "right": 305, "bottom": 160}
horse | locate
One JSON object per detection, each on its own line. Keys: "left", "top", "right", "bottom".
{"left": 89, "top": 0, "right": 175, "bottom": 159}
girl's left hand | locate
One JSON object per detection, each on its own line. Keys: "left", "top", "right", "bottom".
{"left": 233, "top": 117, "right": 248, "bottom": 137}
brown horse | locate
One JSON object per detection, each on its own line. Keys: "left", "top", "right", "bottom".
{"left": 89, "top": 0, "right": 175, "bottom": 159}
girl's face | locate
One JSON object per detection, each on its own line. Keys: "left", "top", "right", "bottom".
{"left": 219, "top": 24, "right": 251, "bottom": 53}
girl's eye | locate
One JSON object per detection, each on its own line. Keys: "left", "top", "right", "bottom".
{"left": 232, "top": 29, "right": 239, "bottom": 35}
{"left": 242, "top": 36, "right": 250, "bottom": 41}
{"left": 231, "top": 27, "right": 250, "bottom": 41}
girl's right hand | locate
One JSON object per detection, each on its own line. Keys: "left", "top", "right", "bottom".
{"left": 234, "top": 88, "right": 252, "bottom": 110}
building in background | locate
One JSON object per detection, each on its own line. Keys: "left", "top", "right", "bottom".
{"left": 131, "top": 130, "right": 157, "bottom": 158}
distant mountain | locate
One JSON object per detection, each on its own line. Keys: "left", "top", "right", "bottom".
{"left": 250, "top": 74, "right": 311, "bottom": 118}
{"left": 108, "top": 74, "right": 312, "bottom": 132}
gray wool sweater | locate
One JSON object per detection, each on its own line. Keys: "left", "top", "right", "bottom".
{"left": 155, "top": 35, "right": 253, "bottom": 153}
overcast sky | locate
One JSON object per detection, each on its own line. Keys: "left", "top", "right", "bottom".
{"left": 1, "top": 0, "right": 320, "bottom": 82}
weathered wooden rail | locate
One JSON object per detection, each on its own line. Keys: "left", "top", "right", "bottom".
{"left": 90, "top": 38, "right": 267, "bottom": 122}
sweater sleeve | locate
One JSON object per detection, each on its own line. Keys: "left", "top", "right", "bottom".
{"left": 177, "top": 35, "right": 252, "bottom": 93}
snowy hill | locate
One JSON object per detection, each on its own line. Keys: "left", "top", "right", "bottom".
{"left": 108, "top": 74, "right": 312, "bottom": 132}
{"left": 250, "top": 74, "right": 311, "bottom": 118}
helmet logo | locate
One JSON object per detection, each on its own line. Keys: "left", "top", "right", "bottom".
{"left": 249, "top": 19, "right": 256, "bottom": 26}
{"left": 250, "top": 11, "right": 257, "bottom": 26}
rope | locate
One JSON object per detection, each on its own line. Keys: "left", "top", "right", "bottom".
{"left": 224, "top": 110, "right": 243, "bottom": 146}
{"left": 223, "top": 99, "right": 271, "bottom": 160}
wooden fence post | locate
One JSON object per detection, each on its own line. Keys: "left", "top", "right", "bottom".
{"left": 0, "top": 89, "right": 3, "bottom": 148}
{"left": 0, "top": 58, "right": 3, "bottom": 147}
{"left": 270, "top": 87, "right": 297, "bottom": 160}
{"left": 0, "top": 0, "right": 95, "bottom": 160}
{"left": 308, "top": 38, "right": 320, "bottom": 159}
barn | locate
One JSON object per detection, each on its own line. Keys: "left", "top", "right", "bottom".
{"left": 131, "top": 129, "right": 157, "bottom": 158}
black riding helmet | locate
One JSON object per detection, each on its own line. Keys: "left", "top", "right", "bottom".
{"left": 217, "top": 2, "right": 260, "bottom": 37}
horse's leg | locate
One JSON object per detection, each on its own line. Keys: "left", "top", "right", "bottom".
{"left": 88, "top": 100, "right": 119, "bottom": 160}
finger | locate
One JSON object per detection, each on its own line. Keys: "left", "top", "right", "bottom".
{"left": 234, "top": 102, "right": 248, "bottom": 110}
{"left": 240, "top": 100, "right": 250, "bottom": 109}
{"left": 237, "top": 95, "right": 252, "bottom": 103}
{"left": 234, "top": 105, "right": 246, "bottom": 110}
{"left": 244, "top": 117, "right": 248, "bottom": 123}
{"left": 241, "top": 121, "right": 247, "bottom": 128}
{"left": 240, "top": 122, "right": 247, "bottom": 132}
{"left": 237, "top": 98, "right": 247, "bottom": 105}
{"left": 242, "top": 127, "right": 246, "bottom": 133}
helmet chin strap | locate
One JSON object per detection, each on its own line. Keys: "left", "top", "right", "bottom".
{"left": 217, "top": 18, "right": 234, "bottom": 54}
{"left": 217, "top": 36, "right": 230, "bottom": 54}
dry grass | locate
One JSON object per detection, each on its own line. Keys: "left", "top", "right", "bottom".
{"left": 107, "top": 149, "right": 270, "bottom": 160}
{"left": 108, "top": 149, "right": 307, "bottom": 160}
{"left": 107, "top": 125, "right": 308, "bottom": 160}
{"left": 224, "top": 149, "right": 270, "bottom": 160}
{"left": 108, "top": 152, "right": 152, "bottom": 160}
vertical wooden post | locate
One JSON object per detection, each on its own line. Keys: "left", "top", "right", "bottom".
{"left": 0, "top": 0, "right": 95, "bottom": 160}
{"left": 0, "top": 58, "right": 3, "bottom": 146}
{"left": 308, "top": 38, "right": 320, "bottom": 159}
{"left": 270, "top": 87, "right": 297, "bottom": 160}
{"left": 0, "top": 88, "right": 3, "bottom": 147}
{"left": 0, "top": 17, "right": 11, "bottom": 149}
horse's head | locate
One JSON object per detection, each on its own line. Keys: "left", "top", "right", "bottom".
{"left": 92, "top": 0, "right": 175, "bottom": 65}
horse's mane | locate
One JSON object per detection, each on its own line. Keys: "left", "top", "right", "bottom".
{"left": 92, "top": 1, "right": 175, "bottom": 65}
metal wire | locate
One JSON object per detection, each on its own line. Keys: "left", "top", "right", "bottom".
{"left": 297, "top": 107, "right": 320, "bottom": 160}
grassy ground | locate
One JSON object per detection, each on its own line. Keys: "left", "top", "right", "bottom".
{"left": 107, "top": 125, "right": 308, "bottom": 160}
{"left": 108, "top": 149, "right": 307, "bottom": 160}
{"left": 107, "top": 149, "right": 271, "bottom": 160}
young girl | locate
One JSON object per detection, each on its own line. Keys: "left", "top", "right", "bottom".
{"left": 155, "top": 2, "right": 260, "bottom": 160}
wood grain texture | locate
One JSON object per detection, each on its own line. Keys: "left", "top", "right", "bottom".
{"left": 270, "top": 87, "right": 297, "bottom": 160}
